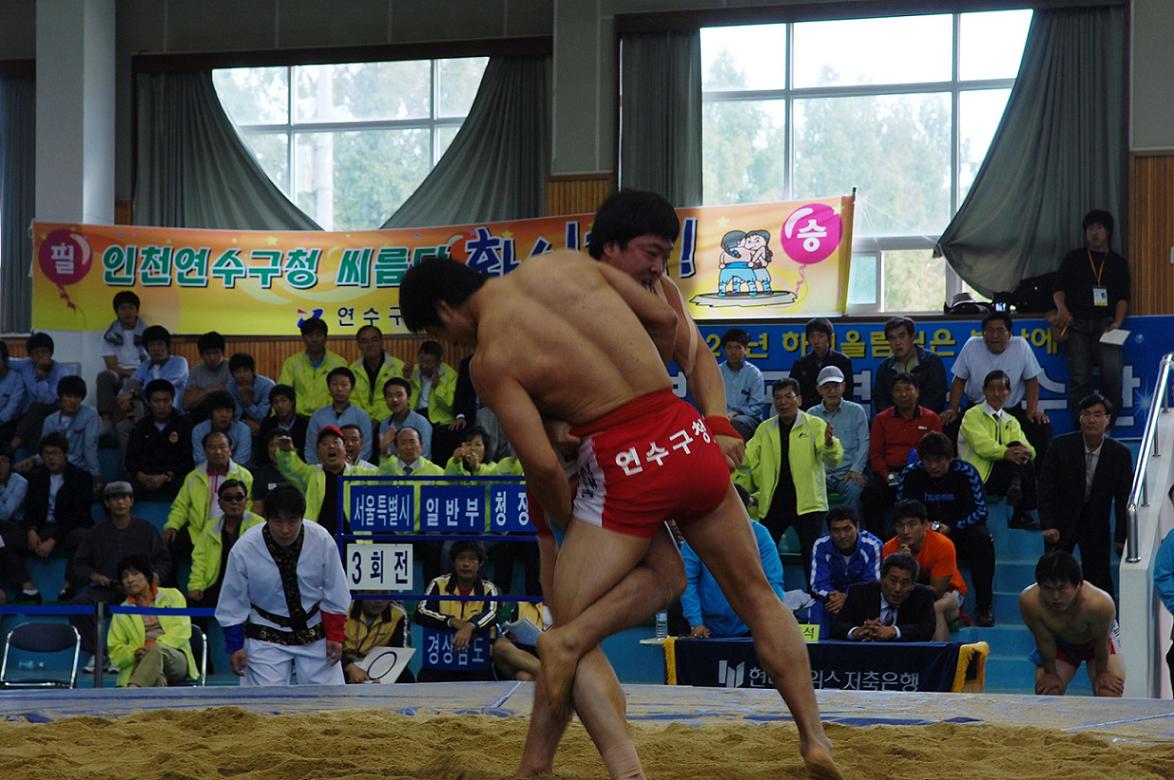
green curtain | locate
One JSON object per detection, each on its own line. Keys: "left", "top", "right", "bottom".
{"left": 936, "top": 7, "right": 1126, "bottom": 297}
{"left": 0, "top": 75, "right": 35, "bottom": 332}
{"left": 134, "top": 71, "right": 319, "bottom": 230}
{"left": 618, "top": 31, "right": 703, "bottom": 208}
{"left": 383, "top": 56, "right": 550, "bottom": 228}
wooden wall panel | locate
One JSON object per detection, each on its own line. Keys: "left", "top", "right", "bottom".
{"left": 546, "top": 173, "right": 613, "bottom": 216}
{"left": 1128, "top": 155, "right": 1174, "bottom": 316}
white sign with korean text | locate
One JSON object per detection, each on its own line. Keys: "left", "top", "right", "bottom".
{"left": 346, "top": 543, "right": 413, "bottom": 591}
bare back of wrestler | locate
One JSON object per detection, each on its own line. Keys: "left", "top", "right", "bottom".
{"left": 400, "top": 252, "right": 840, "bottom": 780}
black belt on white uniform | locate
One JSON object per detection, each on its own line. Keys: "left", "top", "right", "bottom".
{"left": 246, "top": 602, "right": 322, "bottom": 645}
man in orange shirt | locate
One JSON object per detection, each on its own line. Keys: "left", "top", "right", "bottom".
{"left": 882, "top": 499, "right": 966, "bottom": 641}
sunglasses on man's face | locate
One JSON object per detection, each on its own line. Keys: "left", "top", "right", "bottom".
{"left": 221, "top": 493, "right": 248, "bottom": 502}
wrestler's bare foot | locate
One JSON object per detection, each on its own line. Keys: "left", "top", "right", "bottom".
{"left": 801, "top": 740, "right": 843, "bottom": 780}
{"left": 514, "top": 762, "right": 554, "bottom": 779}
{"left": 537, "top": 628, "right": 579, "bottom": 717}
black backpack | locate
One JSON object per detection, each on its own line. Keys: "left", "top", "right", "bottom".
{"left": 997, "top": 272, "right": 1058, "bottom": 313}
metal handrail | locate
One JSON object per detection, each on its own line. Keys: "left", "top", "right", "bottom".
{"left": 1126, "top": 352, "right": 1173, "bottom": 563}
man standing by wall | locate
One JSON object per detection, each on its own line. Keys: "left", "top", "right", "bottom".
{"left": 1052, "top": 209, "right": 1130, "bottom": 424}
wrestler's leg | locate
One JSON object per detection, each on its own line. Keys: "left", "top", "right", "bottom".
{"left": 538, "top": 519, "right": 653, "bottom": 780}
{"left": 678, "top": 487, "right": 842, "bottom": 780}
{"left": 520, "top": 529, "right": 684, "bottom": 776}
{"left": 1037, "top": 658, "right": 1078, "bottom": 694}
{"left": 1086, "top": 652, "right": 1126, "bottom": 697}
{"left": 539, "top": 524, "right": 683, "bottom": 706}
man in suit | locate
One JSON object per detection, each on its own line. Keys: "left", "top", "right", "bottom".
{"left": 832, "top": 552, "right": 937, "bottom": 642}
{"left": 1038, "top": 393, "right": 1132, "bottom": 598}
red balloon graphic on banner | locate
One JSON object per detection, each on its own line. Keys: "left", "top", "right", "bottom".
{"left": 38, "top": 230, "right": 93, "bottom": 312}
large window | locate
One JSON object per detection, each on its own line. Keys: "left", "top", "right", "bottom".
{"left": 701, "top": 10, "right": 1031, "bottom": 313}
{"left": 213, "top": 57, "right": 488, "bottom": 231}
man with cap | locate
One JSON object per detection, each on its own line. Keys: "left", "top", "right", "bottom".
{"left": 275, "top": 424, "right": 377, "bottom": 538}
{"left": 807, "top": 365, "right": 869, "bottom": 519}
{"left": 215, "top": 483, "right": 351, "bottom": 686}
{"left": 71, "top": 481, "right": 170, "bottom": 668}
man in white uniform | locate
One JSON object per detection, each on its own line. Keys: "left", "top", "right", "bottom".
{"left": 215, "top": 484, "right": 350, "bottom": 686}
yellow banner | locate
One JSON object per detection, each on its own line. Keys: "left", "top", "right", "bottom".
{"left": 31, "top": 197, "right": 853, "bottom": 334}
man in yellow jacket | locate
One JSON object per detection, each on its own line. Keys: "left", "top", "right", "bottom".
{"left": 408, "top": 340, "right": 460, "bottom": 464}
{"left": 278, "top": 316, "right": 347, "bottom": 417}
{"left": 736, "top": 377, "right": 843, "bottom": 585}
{"left": 350, "top": 325, "right": 405, "bottom": 422}
{"left": 163, "top": 431, "right": 254, "bottom": 584}
{"left": 275, "top": 425, "right": 377, "bottom": 537}
{"left": 958, "top": 369, "right": 1039, "bottom": 530}
{"left": 187, "top": 478, "right": 265, "bottom": 607}
{"left": 107, "top": 553, "right": 198, "bottom": 687}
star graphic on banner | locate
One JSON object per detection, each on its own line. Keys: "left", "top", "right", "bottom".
{"left": 502, "top": 230, "right": 514, "bottom": 239}
{"left": 266, "top": 236, "right": 279, "bottom": 246}
{"left": 716, "top": 217, "right": 730, "bottom": 228}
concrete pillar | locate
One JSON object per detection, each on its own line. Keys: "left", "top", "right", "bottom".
{"left": 34, "top": 0, "right": 116, "bottom": 390}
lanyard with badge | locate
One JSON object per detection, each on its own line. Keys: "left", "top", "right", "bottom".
{"left": 1088, "top": 249, "right": 1109, "bottom": 308}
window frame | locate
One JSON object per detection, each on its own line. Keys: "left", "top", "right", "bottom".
{"left": 699, "top": 10, "right": 1028, "bottom": 315}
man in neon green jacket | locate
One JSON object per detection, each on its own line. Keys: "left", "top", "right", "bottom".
{"left": 107, "top": 553, "right": 198, "bottom": 687}
{"left": 735, "top": 377, "right": 843, "bottom": 585}
{"left": 350, "top": 325, "right": 405, "bottom": 422}
{"left": 444, "top": 427, "right": 523, "bottom": 477}
{"left": 163, "top": 431, "right": 254, "bottom": 584}
{"left": 278, "top": 316, "right": 347, "bottom": 417}
{"left": 958, "top": 369, "right": 1039, "bottom": 529}
{"left": 187, "top": 478, "right": 266, "bottom": 605}
{"left": 275, "top": 425, "right": 377, "bottom": 537}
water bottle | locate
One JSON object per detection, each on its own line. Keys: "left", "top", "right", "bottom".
{"left": 655, "top": 609, "right": 668, "bottom": 640}
{"left": 17, "top": 660, "right": 44, "bottom": 671}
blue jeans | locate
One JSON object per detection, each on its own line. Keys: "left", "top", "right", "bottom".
{"left": 1065, "top": 317, "right": 1123, "bottom": 423}
{"left": 826, "top": 471, "right": 864, "bottom": 519}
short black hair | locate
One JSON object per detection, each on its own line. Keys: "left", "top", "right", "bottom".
{"left": 300, "top": 316, "right": 328, "bottom": 337}
{"left": 419, "top": 340, "right": 443, "bottom": 359}
{"left": 805, "top": 318, "right": 834, "bottom": 340}
{"left": 0, "top": 341, "right": 7, "bottom": 365}
{"left": 1083, "top": 209, "right": 1114, "bottom": 237}
{"left": 142, "top": 325, "right": 171, "bottom": 347}
{"left": 205, "top": 390, "right": 236, "bottom": 413}
{"left": 356, "top": 324, "right": 382, "bottom": 340}
{"left": 269, "top": 384, "right": 296, "bottom": 407}
{"left": 144, "top": 378, "right": 175, "bottom": 400}
{"left": 881, "top": 552, "right": 920, "bottom": 581}
{"left": 383, "top": 377, "right": 412, "bottom": 395}
{"left": 772, "top": 378, "right": 800, "bottom": 396}
{"left": 197, "top": 331, "right": 226, "bottom": 353}
{"left": 587, "top": 189, "right": 680, "bottom": 260}
{"left": 982, "top": 369, "right": 1011, "bottom": 390}
{"left": 982, "top": 311, "right": 1013, "bottom": 332}
{"left": 918, "top": 431, "right": 953, "bottom": 460}
{"left": 884, "top": 316, "right": 916, "bottom": 339}
{"left": 0, "top": 444, "right": 13, "bottom": 463}
{"left": 264, "top": 484, "right": 307, "bottom": 520}
{"left": 339, "top": 423, "right": 364, "bottom": 437}
{"left": 450, "top": 540, "right": 487, "bottom": 564}
{"left": 1078, "top": 392, "right": 1114, "bottom": 417}
{"left": 824, "top": 506, "right": 859, "bottom": 529}
{"left": 720, "top": 328, "right": 750, "bottom": 347}
{"left": 400, "top": 259, "right": 488, "bottom": 333}
{"left": 56, "top": 375, "right": 87, "bottom": 399}
{"left": 39, "top": 431, "right": 69, "bottom": 455}
{"left": 461, "top": 426, "right": 489, "bottom": 447}
{"left": 26, "top": 332, "right": 54, "bottom": 354}
{"left": 228, "top": 352, "right": 256, "bottom": 373}
{"left": 890, "top": 499, "right": 927, "bottom": 524}
{"left": 1035, "top": 549, "right": 1082, "bottom": 587}
{"left": 117, "top": 553, "right": 154, "bottom": 584}
{"left": 327, "top": 366, "right": 355, "bottom": 386}
{"left": 891, "top": 372, "right": 919, "bottom": 390}
{"left": 202, "top": 429, "right": 232, "bottom": 449}
{"left": 112, "top": 290, "right": 140, "bottom": 311}
{"left": 218, "top": 478, "right": 248, "bottom": 498}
